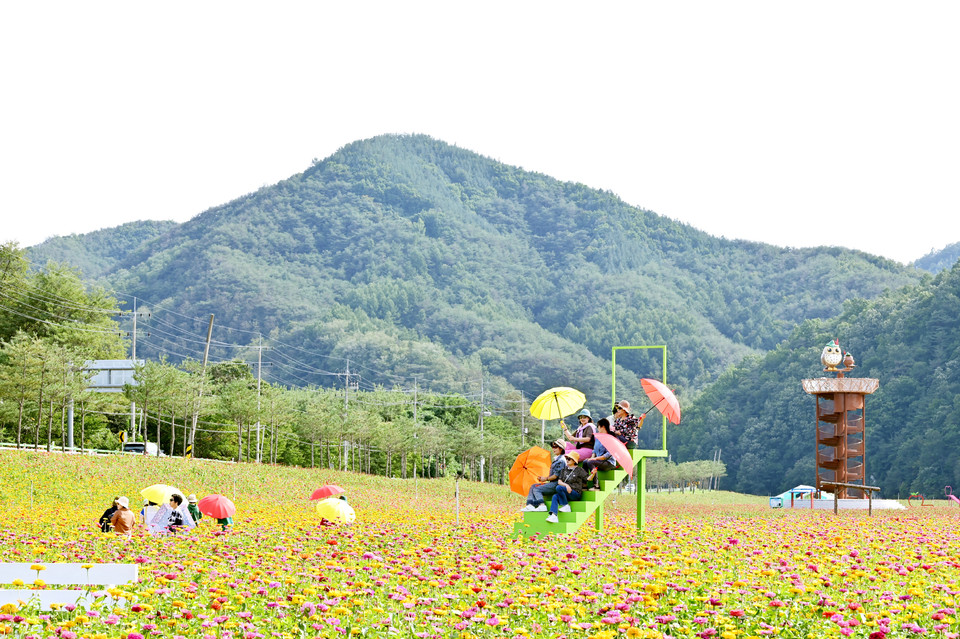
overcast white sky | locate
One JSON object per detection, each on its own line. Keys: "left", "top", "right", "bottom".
{"left": 2, "top": 2, "right": 958, "bottom": 264}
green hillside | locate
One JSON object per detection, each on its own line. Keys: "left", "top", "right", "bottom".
{"left": 27, "top": 220, "right": 177, "bottom": 278}
{"left": 673, "top": 261, "right": 959, "bottom": 497}
{"left": 914, "top": 240, "right": 960, "bottom": 273}
{"left": 50, "top": 134, "right": 921, "bottom": 409}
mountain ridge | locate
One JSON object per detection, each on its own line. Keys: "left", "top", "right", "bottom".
{"left": 26, "top": 134, "right": 924, "bottom": 411}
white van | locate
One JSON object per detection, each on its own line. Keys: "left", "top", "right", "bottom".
{"left": 122, "top": 442, "right": 165, "bottom": 457}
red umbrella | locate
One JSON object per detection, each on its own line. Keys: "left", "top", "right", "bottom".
{"left": 310, "top": 485, "right": 345, "bottom": 501}
{"left": 197, "top": 494, "right": 236, "bottom": 519}
{"left": 595, "top": 433, "right": 637, "bottom": 478}
{"left": 640, "top": 378, "right": 681, "bottom": 424}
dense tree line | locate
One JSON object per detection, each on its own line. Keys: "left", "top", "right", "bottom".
{"left": 674, "top": 262, "right": 960, "bottom": 498}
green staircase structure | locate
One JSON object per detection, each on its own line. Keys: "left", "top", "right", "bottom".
{"left": 512, "top": 447, "right": 668, "bottom": 537}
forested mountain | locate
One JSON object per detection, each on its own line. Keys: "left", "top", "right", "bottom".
{"left": 27, "top": 220, "right": 177, "bottom": 279}
{"left": 673, "top": 261, "right": 960, "bottom": 498}
{"left": 914, "top": 241, "right": 960, "bottom": 274}
{"left": 27, "top": 134, "right": 924, "bottom": 413}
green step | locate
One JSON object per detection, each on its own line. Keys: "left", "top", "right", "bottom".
{"left": 512, "top": 448, "right": 668, "bottom": 537}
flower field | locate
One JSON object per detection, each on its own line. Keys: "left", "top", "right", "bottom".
{"left": 1, "top": 451, "right": 960, "bottom": 638}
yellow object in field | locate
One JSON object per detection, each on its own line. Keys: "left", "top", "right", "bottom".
{"left": 315, "top": 498, "right": 356, "bottom": 524}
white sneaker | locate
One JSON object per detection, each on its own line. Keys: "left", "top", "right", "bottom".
{"left": 546, "top": 514, "right": 558, "bottom": 523}
{"left": 533, "top": 504, "right": 547, "bottom": 511}
{"left": 558, "top": 505, "right": 571, "bottom": 512}
{"left": 521, "top": 504, "right": 536, "bottom": 512}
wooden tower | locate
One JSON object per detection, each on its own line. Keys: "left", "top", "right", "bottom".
{"left": 801, "top": 349, "right": 878, "bottom": 498}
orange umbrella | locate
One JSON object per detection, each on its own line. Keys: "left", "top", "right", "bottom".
{"left": 509, "top": 447, "right": 552, "bottom": 497}
{"left": 640, "top": 378, "right": 681, "bottom": 424}
{"left": 595, "top": 433, "right": 637, "bottom": 478}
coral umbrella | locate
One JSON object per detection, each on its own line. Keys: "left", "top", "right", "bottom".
{"left": 197, "top": 494, "right": 236, "bottom": 519}
{"left": 310, "top": 485, "right": 345, "bottom": 501}
{"left": 530, "top": 387, "right": 586, "bottom": 421}
{"left": 315, "top": 498, "right": 356, "bottom": 524}
{"left": 140, "top": 484, "right": 185, "bottom": 505}
{"left": 508, "top": 446, "right": 552, "bottom": 497}
{"left": 640, "top": 378, "right": 681, "bottom": 424}
{"left": 595, "top": 433, "right": 637, "bottom": 478}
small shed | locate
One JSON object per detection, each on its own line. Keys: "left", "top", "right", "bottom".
{"left": 769, "top": 484, "right": 816, "bottom": 508}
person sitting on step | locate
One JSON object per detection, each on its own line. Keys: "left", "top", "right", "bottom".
{"left": 583, "top": 419, "right": 618, "bottom": 489}
{"left": 522, "top": 439, "right": 568, "bottom": 512}
{"left": 546, "top": 451, "right": 589, "bottom": 524}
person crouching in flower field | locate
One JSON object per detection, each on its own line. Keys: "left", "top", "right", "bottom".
{"left": 110, "top": 496, "right": 136, "bottom": 537}
{"left": 187, "top": 494, "right": 202, "bottom": 523}
{"left": 522, "top": 439, "right": 567, "bottom": 512}
{"left": 583, "top": 419, "right": 618, "bottom": 489}
{"left": 546, "top": 451, "right": 589, "bottom": 524}
{"left": 610, "top": 400, "right": 643, "bottom": 449}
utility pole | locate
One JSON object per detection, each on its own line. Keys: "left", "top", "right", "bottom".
{"left": 413, "top": 377, "right": 418, "bottom": 481}
{"left": 342, "top": 359, "right": 351, "bottom": 471}
{"left": 128, "top": 297, "right": 150, "bottom": 440}
{"left": 255, "top": 334, "right": 262, "bottom": 463}
{"left": 130, "top": 297, "right": 137, "bottom": 439}
{"left": 520, "top": 390, "right": 526, "bottom": 448}
{"left": 187, "top": 314, "right": 214, "bottom": 459}
{"left": 479, "top": 374, "right": 485, "bottom": 483}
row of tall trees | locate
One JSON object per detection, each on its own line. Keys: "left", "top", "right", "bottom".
{"left": 2, "top": 240, "right": 725, "bottom": 488}
{"left": 646, "top": 458, "right": 728, "bottom": 492}
{"left": 122, "top": 356, "right": 538, "bottom": 484}
{"left": 0, "top": 242, "right": 126, "bottom": 452}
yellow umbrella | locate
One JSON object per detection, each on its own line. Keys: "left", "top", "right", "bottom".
{"left": 140, "top": 484, "right": 185, "bottom": 505}
{"left": 315, "top": 498, "right": 356, "bottom": 524}
{"left": 530, "top": 387, "right": 586, "bottom": 421}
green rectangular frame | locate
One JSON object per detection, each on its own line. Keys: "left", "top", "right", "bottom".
{"left": 611, "top": 345, "right": 669, "bottom": 530}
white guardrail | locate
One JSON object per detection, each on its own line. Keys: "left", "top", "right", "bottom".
{"left": 0, "top": 442, "right": 136, "bottom": 456}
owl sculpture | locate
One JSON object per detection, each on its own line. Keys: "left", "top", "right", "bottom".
{"left": 821, "top": 339, "right": 843, "bottom": 371}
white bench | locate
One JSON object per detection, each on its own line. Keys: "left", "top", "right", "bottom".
{"left": 0, "top": 563, "right": 138, "bottom": 610}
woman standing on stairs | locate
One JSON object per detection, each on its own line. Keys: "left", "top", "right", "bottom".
{"left": 546, "top": 451, "right": 589, "bottom": 524}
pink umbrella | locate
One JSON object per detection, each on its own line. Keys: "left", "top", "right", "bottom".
{"left": 640, "top": 378, "right": 681, "bottom": 425}
{"left": 197, "top": 494, "right": 236, "bottom": 519}
{"left": 310, "top": 485, "right": 345, "bottom": 501}
{"left": 595, "top": 433, "right": 637, "bottom": 479}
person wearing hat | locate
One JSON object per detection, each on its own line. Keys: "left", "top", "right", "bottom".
{"left": 110, "top": 496, "right": 136, "bottom": 537}
{"left": 546, "top": 451, "right": 589, "bottom": 524}
{"left": 187, "top": 494, "right": 203, "bottom": 523}
{"left": 562, "top": 408, "right": 596, "bottom": 462}
{"left": 609, "top": 400, "right": 644, "bottom": 449}
{"left": 522, "top": 439, "right": 568, "bottom": 512}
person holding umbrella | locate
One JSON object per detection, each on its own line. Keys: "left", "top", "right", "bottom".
{"left": 562, "top": 409, "right": 596, "bottom": 462}
{"left": 545, "top": 451, "right": 589, "bottom": 524}
{"left": 609, "top": 400, "right": 644, "bottom": 449}
{"left": 521, "top": 439, "right": 567, "bottom": 512}
{"left": 198, "top": 494, "right": 236, "bottom": 531}
{"left": 583, "top": 419, "right": 618, "bottom": 488}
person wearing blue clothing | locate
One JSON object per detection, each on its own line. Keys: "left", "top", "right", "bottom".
{"left": 521, "top": 440, "right": 567, "bottom": 512}
{"left": 583, "top": 419, "right": 618, "bottom": 489}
